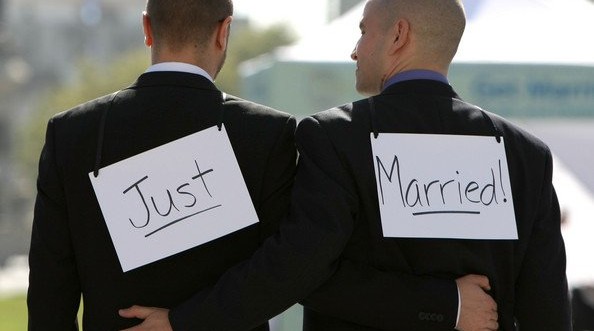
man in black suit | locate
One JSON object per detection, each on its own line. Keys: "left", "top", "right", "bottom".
{"left": 26, "top": 1, "right": 297, "bottom": 330}
{"left": 122, "top": 0, "right": 571, "bottom": 330}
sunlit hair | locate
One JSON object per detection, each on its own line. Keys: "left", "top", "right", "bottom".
{"left": 377, "top": 0, "right": 466, "bottom": 62}
{"left": 146, "top": 0, "right": 233, "bottom": 51}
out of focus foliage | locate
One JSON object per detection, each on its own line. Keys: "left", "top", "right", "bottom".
{"left": 18, "top": 23, "right": 295, "bottom": 179}
{"left": 217, "top": 23, "right": 295, "bottom": 93}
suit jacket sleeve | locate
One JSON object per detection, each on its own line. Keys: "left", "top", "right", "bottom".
{"left": 301, "top": 259, "right": 458, "bottom": 330}
{"left": 169, "top": 116, "right": 358, "bottom": 331}
{"left": 255, "top": 116, "right": 298, "bottom": 242}
{"left": 27, "top": 118, "right": 80, "bottom": 331}
{"left": 514, "top": 150, "right": 571, "bottom": 330}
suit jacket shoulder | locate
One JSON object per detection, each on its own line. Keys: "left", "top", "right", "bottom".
{"left": 224, "top": 94, "right": 294, "bottom": 120}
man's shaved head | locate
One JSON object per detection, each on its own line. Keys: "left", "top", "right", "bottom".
{"left": 376, "top": 0, "right": 466, "bottom": 62}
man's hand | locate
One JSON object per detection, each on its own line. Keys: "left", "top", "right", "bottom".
{"left": 455, "top": 275, "right": 499, "bottom": 331}
{"left": 119, "top": 305, "right": 172, "bottom": 331}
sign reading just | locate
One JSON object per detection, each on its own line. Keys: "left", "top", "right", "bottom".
{"left": 89, "top": 125, "right": 259, "bottom": 272}
{"left": 370, "top": 133, "right": 517, "bottom": 240}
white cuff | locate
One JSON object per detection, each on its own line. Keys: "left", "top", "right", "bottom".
{"left": 455, "top": 282, "right": 461, "bottom": 328}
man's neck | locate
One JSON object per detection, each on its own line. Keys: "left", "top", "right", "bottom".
{"left": 382, "top": 69, "right": 449, "bottom": 91}
{"left": 151, "top": 47, "right": 216, "bottom": 79}
{"left": 145, "top": 62, "right": 214, "bottom": 82}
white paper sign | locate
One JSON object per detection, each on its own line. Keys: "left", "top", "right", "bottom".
{"left": 89, "top": 125, "right": 259, "bottom": 272}
{"left": 371, "top": 133, "right": 517, "bottom": 240}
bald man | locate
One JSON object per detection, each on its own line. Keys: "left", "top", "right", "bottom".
{"left": 123, "top": 0, "right": 571, "bottom": 330}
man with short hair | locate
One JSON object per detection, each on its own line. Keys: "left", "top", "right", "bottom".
{"left": 27, "top": 1, "right": 297, "bottom": 330}
{"left": 123, "top": 0, "right": 571, "bottom": 330}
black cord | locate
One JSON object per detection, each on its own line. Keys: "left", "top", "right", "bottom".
{"left": 93, "top": 91, "right": 120, "bottom": 177}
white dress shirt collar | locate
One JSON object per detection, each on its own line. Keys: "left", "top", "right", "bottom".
{"left": 145, "top": 62, "right": 214, "bottom": 83}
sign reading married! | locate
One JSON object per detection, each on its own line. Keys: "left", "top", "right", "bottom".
{"left": 370, "top": 133, "right": 517, "bottom": 240}
{"left": 89, "top": 125, "right": 259, "bottom": 272}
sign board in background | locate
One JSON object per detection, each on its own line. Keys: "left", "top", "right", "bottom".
{"left": 90, "top": 125, "right": 259, "bottom": 272}
{"left": 242, "top": 61, "right": 594, "bottom": 119}
{"left": 371, "top": 133, "right": 517, "bottom": 240}
{"left": 449, "top": 63, "right": 594, "bottom": 118}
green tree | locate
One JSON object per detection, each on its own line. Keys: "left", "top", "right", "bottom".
{"left": 218, "top": 23, "right": 296, "bottom": 94}
{"left": 18, "top": 23, "right": 295, "bottom": 181}
{"left": 18, "top": 49, "right": 150, "bottom": 179}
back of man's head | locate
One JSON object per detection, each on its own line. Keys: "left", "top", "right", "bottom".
{"left": 379, "top": 0, "right": 466, "bottom": 64}
{"left": 146, "top": 0, "right": 233, "bottom": 51}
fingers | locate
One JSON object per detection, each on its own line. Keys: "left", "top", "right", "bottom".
{"left": 470, "top": 274, "right": 491, "bottom": 291}
{"left": 487, "top": 308, "right": 498, "bottom": 320}
{"left": 455, "top": 274, "right": 500, "bottom": 331}
{"left": 483, "top": 318, "right": 499, "bottom": 330}
{"left": 456, "top": 274, "right": 491, "bottom": 291}
{"left": 119, "top": 305, "right": 153, "bottom": 319}
{"left": 481, "top": 302, "right": 499, "bottom": 331}
{"left": 477, "top": 293, "right": 498, "bottom": 316}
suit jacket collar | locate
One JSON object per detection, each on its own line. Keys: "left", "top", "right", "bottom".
{"left": 380, "top": 79, "right": 460, "bottom": 99}
{"left": 128, "top": 71, "right": 220, "bottom": 93}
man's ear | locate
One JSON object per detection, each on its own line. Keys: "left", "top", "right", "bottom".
{"left": 142, "top": 11, "right": 153, "bottom": 47}
{"left": 215, "top": 16, "right": 233, "bottom": 51}
{"left": 388, "top": 19, "right": 410, "bottom": 54}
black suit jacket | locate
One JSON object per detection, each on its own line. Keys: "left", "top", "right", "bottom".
{"left": 298, "top": 80, "right": 571, "bottom": 330}
{"left": 168, "top": 80, "right": 570, "bottom": 331}
{"left": 27, "top": 71, "right": 297, "bottom": 331}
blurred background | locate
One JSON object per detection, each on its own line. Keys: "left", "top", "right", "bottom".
{"left": 1, "top": 0, "right": 594, "bottom": 330}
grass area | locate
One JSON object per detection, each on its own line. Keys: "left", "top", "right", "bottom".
{"left": 0, "top": 295, "right": 301, "bottom": 330}
{"left": 0, "top": 294, "right": 83, "bottom": 330}
{"left": 0, "top": 295, "right": 28, "bottom": 331}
